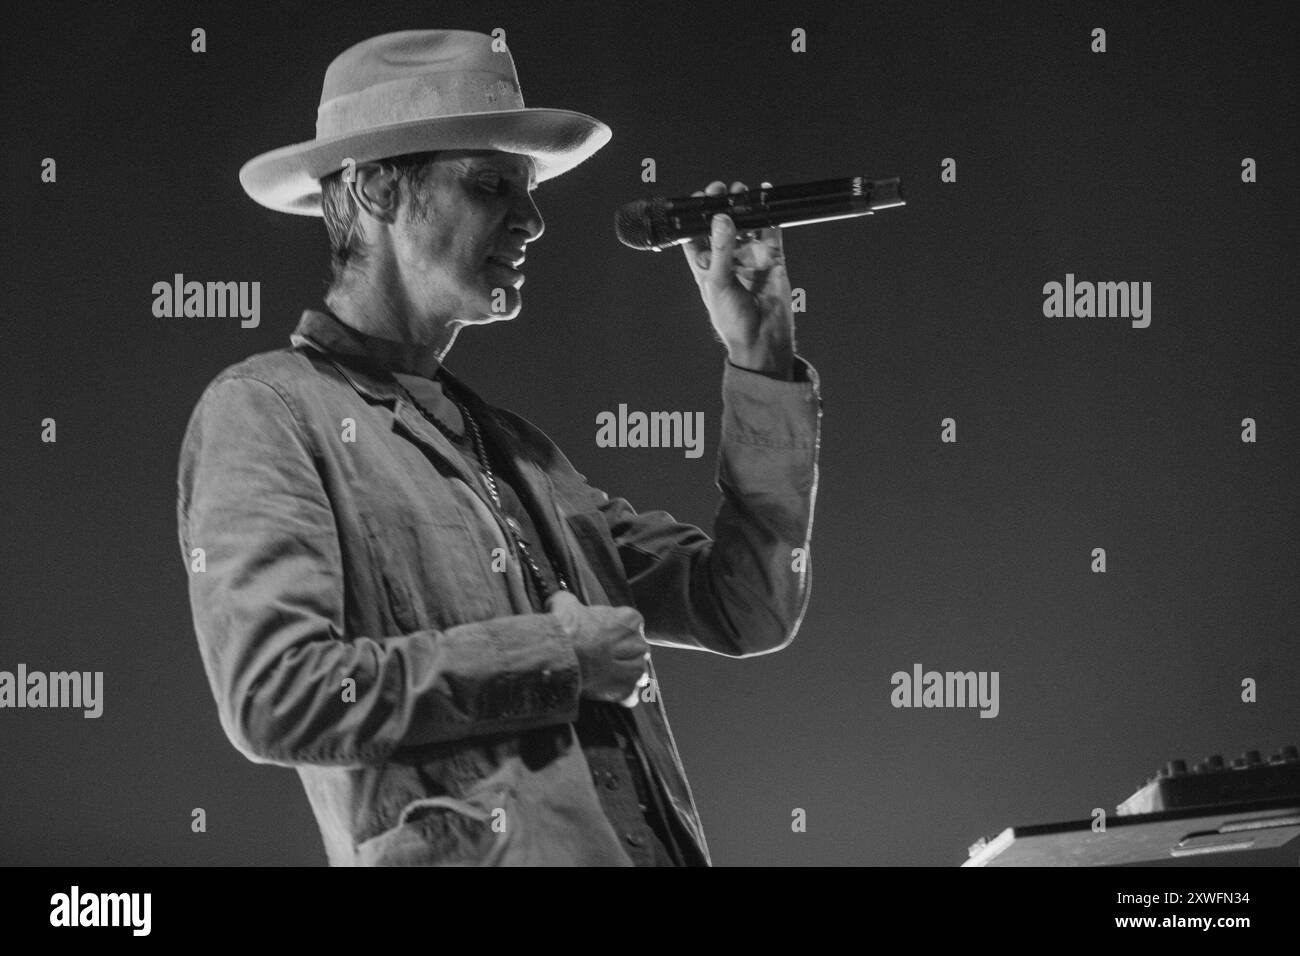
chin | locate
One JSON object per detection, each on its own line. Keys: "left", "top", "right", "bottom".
{"left": 475, "top": 288, "right": 522, "bottom": 322}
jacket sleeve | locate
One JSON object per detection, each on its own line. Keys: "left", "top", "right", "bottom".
{"left": 595, "top": 356, "right": 822, "bottom": 657}
{"left": 176, "top": 374, "right": 582, "bottom": 769}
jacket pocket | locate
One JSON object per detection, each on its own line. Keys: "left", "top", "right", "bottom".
{"left": 360, "top": 513, "right": 494, "bottom": 630}
{"left": 563, "top": 510, "right": 637, "bottom": 608}
{"left": 353, "top": 784, "right": 517, "bottom": 867}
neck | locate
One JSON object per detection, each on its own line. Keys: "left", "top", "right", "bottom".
{"left": 325, "top": 271, "right": 459, "bottom": 378}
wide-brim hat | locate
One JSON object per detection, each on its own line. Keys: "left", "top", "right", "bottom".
{"left": 239, "top": 29, "right": 612, "bottom": 216}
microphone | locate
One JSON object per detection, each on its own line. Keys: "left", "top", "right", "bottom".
{"left": 615, "top": 175, "right": 905, "bottom": 252}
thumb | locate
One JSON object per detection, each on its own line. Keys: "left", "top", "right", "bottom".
{"left": 546, "top": 590, "right": 581, "bottom": 612}
{"left": 707, "top": 213, "right": 734, "bottom": 287}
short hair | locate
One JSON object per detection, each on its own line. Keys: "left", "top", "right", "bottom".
{"left": 319, "top": 150, "right": 441, "bottom": 291}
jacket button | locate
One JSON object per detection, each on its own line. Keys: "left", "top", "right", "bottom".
{"left": 625, "top": 832, "right": 645, "bottom": 848}
{"left": 604, "top": 775, "right": 619, "bottom": 791}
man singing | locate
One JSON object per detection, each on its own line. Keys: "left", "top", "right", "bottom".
{"left": 176, "top": 29, "right": 822, "bottom": 866}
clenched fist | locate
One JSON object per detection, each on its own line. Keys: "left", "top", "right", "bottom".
{"left": 546, "top": 590, "right": 651, "bottom": 708}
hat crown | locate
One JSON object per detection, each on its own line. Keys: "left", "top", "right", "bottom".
{"left": 316, "top": 30, "right": 525, "bottom": 139}
{"left": 239, "top": 28, "right": 611, "bottom": 215}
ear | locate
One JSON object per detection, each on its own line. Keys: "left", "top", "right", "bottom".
{"left": 347, "top": 161, "right": 400, "bottom": 224}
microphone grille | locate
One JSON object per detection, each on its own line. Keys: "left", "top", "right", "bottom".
{"left": 614, "top": 198, "right": 670, "bottom": 250}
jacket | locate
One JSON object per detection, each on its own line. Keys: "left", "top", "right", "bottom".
{"left": 175, "top": 308, "right": 822, "bottom": 865}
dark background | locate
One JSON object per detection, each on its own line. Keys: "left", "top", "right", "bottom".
{"left": 2, "top": 0, "right": 1297, "bottom": 866}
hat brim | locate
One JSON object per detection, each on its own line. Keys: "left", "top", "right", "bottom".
{"left": 239, "top": 108, "right": 612, "bottom": 215}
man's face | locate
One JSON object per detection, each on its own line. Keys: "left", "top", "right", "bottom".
{"left": 394, "top": 149, "right": 543, "bottom": 328}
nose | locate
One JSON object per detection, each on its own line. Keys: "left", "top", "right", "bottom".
{"left": 510, "top": 189, "right": 544, "bottom": 244}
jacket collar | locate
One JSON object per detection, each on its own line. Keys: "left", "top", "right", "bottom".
{"left": 289, "top": 308, "right": 486, "bottom": 416}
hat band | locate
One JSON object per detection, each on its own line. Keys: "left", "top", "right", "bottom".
{"left": 316, "top": 70, "right": 525, "bottom": 139}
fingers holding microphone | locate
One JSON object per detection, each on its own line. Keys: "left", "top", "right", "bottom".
{"left": 681, "top": 180, "right": 734, "bottom": 278}
{"left": 680, "top": 179, "right": 785, "bottom": 280}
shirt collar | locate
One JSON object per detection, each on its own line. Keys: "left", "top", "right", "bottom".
{"left": 290, "top": 307, "right": 490, "bottom": 419}
{"left": 289, "top": 308, "right": 446, "bottom": 379}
